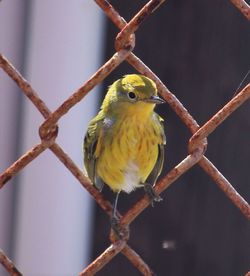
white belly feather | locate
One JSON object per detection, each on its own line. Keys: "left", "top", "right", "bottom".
{"left": 121, "top": 161, "right": 142, "bottom": 193}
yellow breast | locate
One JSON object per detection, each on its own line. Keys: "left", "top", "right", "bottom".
{"left": 96, "top": 115, "right": 161, "bottom": 193}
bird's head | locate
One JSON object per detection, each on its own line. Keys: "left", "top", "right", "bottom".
{"left": 101, "top": 74, "right": 165, "bottom": 116}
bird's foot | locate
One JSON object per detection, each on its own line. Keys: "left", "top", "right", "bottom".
{"left": 110, "top": 215, "right": 129, "bottom": 240}
{"left": 144, "top": 183, "right": 162, "bottom": 206}
{"left": 111, "top": 215, "right": 122, "bottom": 237}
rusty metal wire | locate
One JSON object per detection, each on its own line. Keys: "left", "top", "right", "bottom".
{"left": 0, "top": 250, "right": 22, "bottom": 276}
{"left": 0, "top": 0, "right": 250, "bottom": 275}
{"left": 229, "top": 0, "right": 250, "bottom": 20}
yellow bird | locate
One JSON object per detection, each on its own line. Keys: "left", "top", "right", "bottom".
{"left": 83, "top": 74, "right": 166, "bottom": 234}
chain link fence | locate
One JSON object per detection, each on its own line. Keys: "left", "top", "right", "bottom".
{"left": 0, "top": 0, "right": 250, "bottom": 275}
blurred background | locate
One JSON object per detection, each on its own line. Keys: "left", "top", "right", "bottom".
{"left": 0, "top": 0, "right": 249, "bottom": 275}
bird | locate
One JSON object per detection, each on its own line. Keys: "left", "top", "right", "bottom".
{"left": 83, "top": 74, "right": 166, "bottom": 236}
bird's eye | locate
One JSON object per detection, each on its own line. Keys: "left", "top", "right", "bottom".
{"left": 128, "top": 92, "right": 136, "bottom": 100}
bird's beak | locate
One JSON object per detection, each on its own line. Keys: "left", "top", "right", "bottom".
{"left": 144, "top": 95, "right": 165, "bottom": 104}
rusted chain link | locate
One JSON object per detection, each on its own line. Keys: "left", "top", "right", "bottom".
{"left": 39, "top": 47, "right": 134, "bottom": 140}
{"left": 229, "top": 0, "right": 250, "bottom": 20}
{"left": 199, "top": 157, "right": 250, "bottom": 219}
{"left": 79, "top": 240, "right": 126, "bottom": 276}
{"left": 0, "top": 250, "right": 22, "bottom": 276}
{"left": 0, "top": 0, "right": 249, "bottom": 275}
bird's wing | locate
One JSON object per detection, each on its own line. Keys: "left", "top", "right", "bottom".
{"left": 146, "top": 114, "right": 166, "bottom": 186}
{"left": 146, "top": 144, "right": 165, "bottom": 186}
{"left": 83, "top": 115, "right": 105, "bottom": 191}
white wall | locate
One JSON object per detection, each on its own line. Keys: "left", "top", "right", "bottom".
{"left": 0, "top": 1, "right": 104, "bottom": 275}
{"left": 0, "top": 1, "right": 28, "bottom": 275}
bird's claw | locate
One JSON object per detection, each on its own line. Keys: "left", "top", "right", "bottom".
{"left": 144, "top": 183, "right": 162, "bottom": 206}
{"left": 110, "top": 215, "right": 129, "bottom": 240}
{"left": 111, "top": 215, "right": 122, "bottom": 238}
